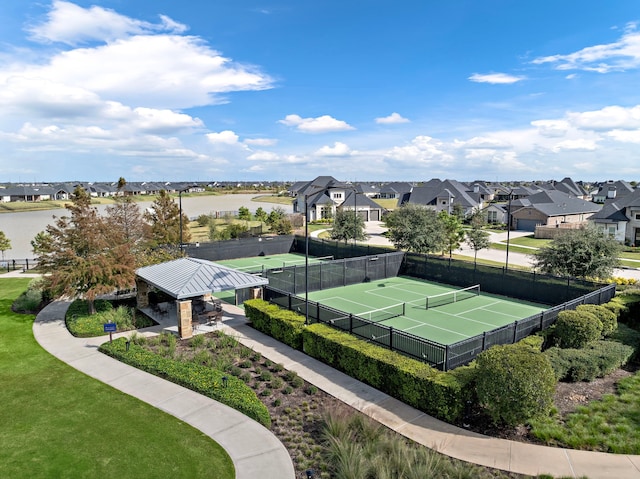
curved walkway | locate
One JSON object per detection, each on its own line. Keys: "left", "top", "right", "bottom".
{"left": 32, "top": 301, "right": 295, "bottom": 479}
{"left": 217, "top": 304, "right": 640, "bottom": 479}
{"left": 30, "top": 273, "right": 640, "bottom": 478}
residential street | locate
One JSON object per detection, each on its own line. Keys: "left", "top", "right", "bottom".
{"left": 360, "top": 222, "right": 640, "bottom": 282}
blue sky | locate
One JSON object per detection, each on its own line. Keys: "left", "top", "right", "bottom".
{"left": 0, "top": 1, "right": 639, "bottom": 183}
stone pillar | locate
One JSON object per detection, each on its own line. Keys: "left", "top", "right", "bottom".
{"left": 177, "top": 299, "right": 193, "bottom": 339}
{"left": 136, "top": 278, "right": 150, "bottom": 309}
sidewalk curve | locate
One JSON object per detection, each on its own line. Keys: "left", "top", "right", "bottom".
{"left": 218, "top": 306, "right": 640, "bottom": 479}
{"left": 32, "top": 301, "right": 295, "bottom": 479}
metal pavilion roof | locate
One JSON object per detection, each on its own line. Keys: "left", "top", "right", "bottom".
{"left": 136, "top": 257, "right": 268, "bottom": 300}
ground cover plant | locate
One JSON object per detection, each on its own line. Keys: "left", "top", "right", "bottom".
{"left": 118, "top": 328, "right": 542, "bottom": 478}
{"left": 0, "top": 278, "right": 233, "bottom": 479}
{"left": 65, "top": 298, "right": 153, "bottom": 337}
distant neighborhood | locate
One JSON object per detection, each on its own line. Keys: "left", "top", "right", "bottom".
{"left": 2, "top": 176, "right": 640, "bottom": 246}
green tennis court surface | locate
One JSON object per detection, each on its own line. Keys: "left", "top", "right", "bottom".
{"left": 218, "top": 253, "right": 333, "bottom": 273}
{"left": 307, "top": 276, "right": 546, "bottom": 346}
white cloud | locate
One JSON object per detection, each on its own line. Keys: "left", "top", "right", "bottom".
{"left": 567, "top": 105, "right": 640, "bottom": 131}
{"left": 27, "top": 0, "right": 187, "bottom": 45}
{"left": 247, "top": 150, "right": 279, "bottom": 161}
{"left": 452, "top": 136, "right": 512, "bottom": 149}
{"left": 278, "top": 114, "right": 355, "bottom": 133}
{"left": 532, "top": 24, "right": 640, "bottom": 73}
{"left": 244, "top": 138, "right": 277, "bottom": 146}
{"left": 468, "top": 73, "right": 525, "bottom": 84}
{"left": 384, "top": 135, "right": 453, "bottom": 166}
{"left": 132, "top": 107, "right": 203, "bottom": 133}
{"left": 531, "top": 119, "right": 570, "bottom": 138}
{"left": 375, "top": 112, "right": 410, "bottom": 124}
{"left": 206, "top": 130, "right": 239, "bottom": 144}
{"left": 552, "top": 139, "right": 598, "bottom": 152}
{"left": 315, "top": 142, "right": 351, "bottom": 156}
{"left": 607, "top": 129, "right": 640, "bottom": 143}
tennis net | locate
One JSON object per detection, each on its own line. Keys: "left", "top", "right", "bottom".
{"left": 354, "top": 302, "right": 405, "bottom": 323}
{"left": 424, "top": 284, "right": 480, "bottom": 309}
{"left": 282, "top": 255, "right": 334, "bottom": 268}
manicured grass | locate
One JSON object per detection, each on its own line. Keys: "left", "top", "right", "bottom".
{"left": 0, "top": 278, "right": 234, "bottom": 479}
{"left": 372, "top": 198, "right": 398, "bottom": 210}
{"left": 450, "top": 253, "right": 531, "bottom": 271}
{"left": 507, "top": 235, "right": 553, "bottom": 248}
{"left": 490, "top": 242, "right": 537, "bottom": 255}
{"left": 530, "top": 372, "right": 640, "bottom": 453}
{"left": 251, "top": 194, "right": 294, "bottom": 205}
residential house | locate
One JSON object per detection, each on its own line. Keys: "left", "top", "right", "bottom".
{"left": 509, "top": 190, "right": 601, "bottom": 232}
{"left": 591, "top": 180, "right": 635, "bottom": 204}
{"left": 0, "top": 185, "right": 54, "bottom": 202}
{"left": 378, "top": 182, "right": 413, "bottom": 200}
{"left": 589, "top": 188, "right": 640, "bottom": 245}
{"left": 402, "top": 179, "right": 483, "bottom": 217}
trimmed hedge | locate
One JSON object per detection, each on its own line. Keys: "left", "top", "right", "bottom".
{"left": 555, "top": 310, "right": 602, "bottom": 349}
{"left": 100, "top": 338, "right": 271, "bottom": 428}
{"left": 301, "top": 324, "right": 471, "bottom": 423}
{"left": 476, "top": 343, "right": 556, "bottom": 426}
{"left": 545, "top": 340, "right": 635, "bottom": 382}
{"left": 575, "top": 304, "right": 617, "bottom": 337}
{"left": 244, "top": 299, "right": 305, "bottom": 350}
{"left": 244, "top": 299, "right": 471, "bottom": 422}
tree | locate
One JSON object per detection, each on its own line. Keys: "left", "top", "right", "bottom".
{"left": 106, "top": 196, "right": 145, "bottom": 245}
{"left": 383, "top": 204, "right": 446, "bottom": 254}
{"left": 0, "top": 230, "right": 11, "bottom": 260}
{"left": 475, "top": 343, "right": 556, "bottom": 426}
{"left": 330, "top": 209, "right": 367, "bottom": 243}
{"left": 238, "top": 206, "right": 252, "bottom": 221}
{"left": 143, "top": 190, "right": 190, "bottom": 247}
{"left": 254, "top": 207, "right": 268, "bottom": 224}
{"left": 438, "top": 210, "right": 465, "bottom": 258}
{"left": 31, "top": 186, "right": 136, "bottom": 314}
{"left": 532, "top": 225, "right": 621, "bottom": 279}
{"left": 465, "top": 212, "right": 491, "bottom": 265}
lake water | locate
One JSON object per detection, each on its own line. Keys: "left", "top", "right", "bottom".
{"left": 0, "top": 194, "right": 292, "bottom": 259}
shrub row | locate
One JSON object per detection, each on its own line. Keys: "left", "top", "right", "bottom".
{"left": 545, "top": 341, "right": 635, "bottom": 382}
{"left": 100, "top": 338, "right": 271, "bottom": 428}
{"left": 244, "top": 300, "right": 305, "bottom": 350}
{"left": 244, "top": 299, "right": 471, "bottom": 422}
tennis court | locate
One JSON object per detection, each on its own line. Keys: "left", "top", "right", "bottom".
{"left": 218, "top": 253, "right": 334, "bottom": 274}
{"left": 307, "top": 276, "right": 546, "bottom": 346}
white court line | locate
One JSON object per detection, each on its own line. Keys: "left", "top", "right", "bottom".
{"left": 427, "top": 307, "right": 497, "bottom": 328}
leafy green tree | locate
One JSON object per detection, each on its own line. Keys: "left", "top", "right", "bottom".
{"left": 383, "top": 204, "right": 446, "bottom": 254}
{"left": 226, "top": 223, "right": 249, "bottom": 239}
{"left": 0, "top": 230, "right": 11, "bottom": 260}
{"left": 31, "top": 187, "right": 135, "bottom": 314}
{"left": 254, "top": 207, "right": 268, "bottom": 224}
{"left": 476, "top": 343, "right": 556, "bottom": 426}
{"left": 438, "top": 210, "right": 465, "bottom": 258}
{"left": 143, "top": 190, "right": 191, "bottom": 247}
{"left": 271, "top": 217, "right": 292, "bottom": 235}
{"left": 238, "top": 206, "right": 252, "bottom": 221}
{"left": 196, "top": 214, "right": 213, "bottom": 227}
{"left": 532, "top": 225, "right": 621, "bottom": 278}
{"left": 266, "top": 207, "right": 286, "bottom": 227}
{"left": 465, "top": 212, "right": 491, "bottom": 265}
{"left": 330, "top": 209, "right": 367, "bottom": 243}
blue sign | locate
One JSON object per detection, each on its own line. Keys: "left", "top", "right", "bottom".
{"left": 103, "top": 322, "right": 117, "bottom": 333}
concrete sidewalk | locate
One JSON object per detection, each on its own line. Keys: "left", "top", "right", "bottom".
{"left": 32, "top": 301, "right": 295, "bottom": 479}
{"left": 218, "top": 305, "right": 640, "bottom": 479}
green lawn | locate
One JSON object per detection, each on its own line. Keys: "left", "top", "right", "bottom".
{"left": 0, "top": 278, "right": 234, "bottom": 479}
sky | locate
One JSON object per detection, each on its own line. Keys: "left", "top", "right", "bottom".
{"left": 0, "top": 1, "right": 639, "bottom": 183}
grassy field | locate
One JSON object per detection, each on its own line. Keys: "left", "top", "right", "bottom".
{"left": 0, "top": 278, "right": 234, "bottom": 479}
{"left": 251, "top": 194, "right": 294, "bottom": 205}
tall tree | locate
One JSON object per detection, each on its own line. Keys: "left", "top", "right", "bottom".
{"left": 106, "top": 196, "right": 146, "bottom": 246}
{"left": 31, "top": 186, "right": 135, "bottom": 314}
{"left": 0, "top": 230, "right": 11, "bottom": 260}
{"left": 465, "top": 213, "right": 491, "bottom": 265}
{"left": 330, "top": 209, "right": 367, "bottom": 243}
{"left": 532, "top": 225, "right": 621, "bottom": 279}
{"left": 143, "top": 190, "right": 191, "bottom": 247}
{"left": 438, "top": 210, "right": 465, "bottom": 258}
{"left": 383, "top": 204, "right": 446, "bottom": 254}
{"left": 238, "top": 206, "right": 252, "bottom": 221}
{"left": 254, "top": 207, "right": 268, "bottom": 224}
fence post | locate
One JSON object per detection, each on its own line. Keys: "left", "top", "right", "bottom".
{"left": 12, "top": 259, "right": 16, "bottom": 271}
{"left": 389, "top": 326, "right": 393, "bottom": 351}
{"left": 25, "top": 259, "right": 29, "bottom": 270}
{"left": 482, "top": 331, "right": 487, "bottom": 351}
{"left": 287, "top": 293, "right": 292, "bottom": 310}
{"left": 513, "top": 321, "right": 518, "bottom": 343}
{"left": 349, "top": 314, "right": 353, "bottom": 333}
{"left": 444, "top": 346, "right": 449, "bottom": 371}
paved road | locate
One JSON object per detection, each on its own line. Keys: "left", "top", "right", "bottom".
{"left": 360, "top": 222, "right": 640, "bottom": 281}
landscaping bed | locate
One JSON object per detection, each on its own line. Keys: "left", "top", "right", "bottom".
{"left": 114, "top": 330, "right": 532, "bottom": 479}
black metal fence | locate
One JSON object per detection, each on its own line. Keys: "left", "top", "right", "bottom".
{"left": 401, "top": 252, "right": 599, "bottom": 306}
{"left": 185, "top": 235, "right": 295, "bottom": 262}
{"left": 264, "top": 252, "right": 405, "bottom": 295}
{"left": 292, "top": 236, "right": 398, "bottom": 260}
{"left": 1, "top": 258, "right": 38, "bottom": 272}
